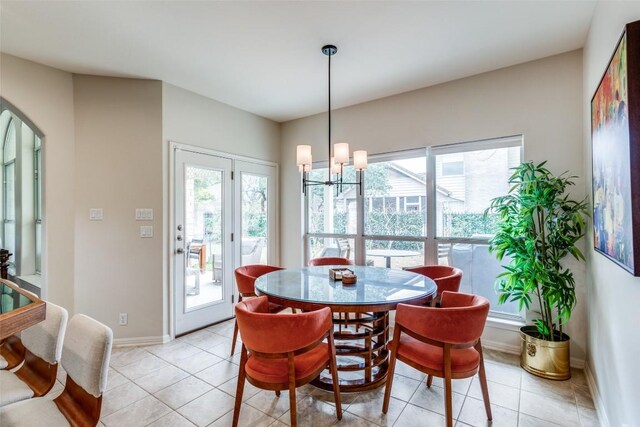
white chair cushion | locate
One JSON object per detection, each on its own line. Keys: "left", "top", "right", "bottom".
{"left": 0, "top": 371, "right": 34, "bottom": 408}
{"left": 0, "top": 396, "right": 69, "bottom": 426}
{"left": 61, "top": 314, "right": 113, "bottom": 397}
{"left": 0, "top": 356, "right": 7, "bottom": 370}
{"left": 21, "top": 302, "right": 68, "bottom": 365}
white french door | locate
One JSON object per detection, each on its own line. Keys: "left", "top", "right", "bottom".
{"left": 173, "top": 148, "right": 278, "bottom": 336}
{"left": 174, "top": 149, "right": 233, "bottom": 335}
{"left": 234, "top": 160, "right": 277, "bottom": 267}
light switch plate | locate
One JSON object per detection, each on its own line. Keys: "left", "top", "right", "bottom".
{"left": 89, "top": 208, "right": 103, "bottom": 221}
{"left": 135, "top": 208, "right": 154, "bottom": 221}
{"left": 140, "top": 226, "right": 153, "bottom": 238}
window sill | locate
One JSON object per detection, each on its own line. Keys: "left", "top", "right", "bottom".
{"left": 486, "top": 316, "right": 526, "bottom": 331}
{"left": 16, "top": 274, "right": 41, "bottom": 288}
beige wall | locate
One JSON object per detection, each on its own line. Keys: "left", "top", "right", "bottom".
{"left": 162, "top": 83, "right": 280, "bottom": 163}
{"left": 162, "top": 83, "right": 281, "bottom": 336}
{"left": 74, "top": 76, "right": 164, "bottom": 340}
{"left": 0, "top": 63, "right": 280, "bottom": 341}
{"left": 0, "top": 53, "right": 76, "bottom": 310}
{"left": 583, "top": 3, "right": 640, "bottom": 425}
{"left": 280, "top": 50, "right": 587, "bottom": 361}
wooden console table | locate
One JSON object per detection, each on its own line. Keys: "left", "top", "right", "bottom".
{"left": 0, "top": 278, "right": 46, "bottom": 340}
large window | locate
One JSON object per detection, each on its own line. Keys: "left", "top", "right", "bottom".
{"left": 304, "top": 136, "right": 523, "bottom": 320}
{"left": 0, "top": 103, "right": 43, "bottom": 284}
{"left": 432, "top": 137, "right": 522, "bottom": 318}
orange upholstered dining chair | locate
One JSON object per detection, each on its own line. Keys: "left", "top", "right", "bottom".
{"left": 233, "top": 296, "right": 342, "bottom": 427}
{"left": 308, "top": 257, "right": 354, "bottom": 266}
{"left": 404, "top": 265, "right": 462, "bottom": 305}
{"left": 383, "top": 291, "right": 491, "bottom": 427}
{"left": 231, "top": 265, "right": 287, "bottom": 356}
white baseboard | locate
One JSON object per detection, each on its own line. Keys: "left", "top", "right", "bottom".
{"left": 481, "top": 338, "right": 585, "bottom": 368}
{"left": 113, "top": 334, "right": 171, "bottom": 348}
{"left": 481, "top": 338, "right": 521, "bottom": 355}
{"left": 585, "top": 361, "right": 610, "bottom": 427}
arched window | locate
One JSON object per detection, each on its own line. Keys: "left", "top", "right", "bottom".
{"left": 0, "top": 99, "right": 43, "bottom": 284}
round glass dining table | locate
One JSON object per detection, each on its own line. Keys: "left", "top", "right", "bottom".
{"left": 255, "top": 266, "right": 437, "bottom": 392}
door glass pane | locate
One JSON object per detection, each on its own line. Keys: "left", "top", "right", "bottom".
{"left": 435, "top": 146, "right": 520, "bottom": 238}
{"left": 364, "top": 157, "right": 427, "bottom": 236}
{"left": 308, "top": 236, "right": 355, "bottom": 264}
{"left": 365, "top": 239, "right": 424, "bottom": 269}
{"left": 184, "top": 166, "right": 223, "bottom": 310}
{"left": 307, "top": 167, "right": 357, "bottom": 234}
{"left": 241, "top": 173, "right": 268, "bottom": 265}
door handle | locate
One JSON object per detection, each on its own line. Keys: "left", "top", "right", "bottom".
{"left": 176, "top": 248, "right": 184, "bottom": 254}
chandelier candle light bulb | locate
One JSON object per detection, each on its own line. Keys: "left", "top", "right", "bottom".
{"left": 330, "top": 157, "right": 341, "bottom": 174}
{"left": 296, "top": 144, "right": 312, "bottom": 166}
{"left": 354, "top": 150, "right": 368, "bottom": 170}
{"left": 334, "top": 142, "right": 350, "bottom": 165}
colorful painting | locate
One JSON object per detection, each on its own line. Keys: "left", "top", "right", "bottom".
{"left": 592, "top": 23, "right": 640, "bottom": 276}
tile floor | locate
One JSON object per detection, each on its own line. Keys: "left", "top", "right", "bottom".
{"left": 45, "top": 318, "right": 599, "bottom": 426}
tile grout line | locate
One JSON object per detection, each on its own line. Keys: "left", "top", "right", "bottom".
{"left": 101, "top": 321, "right": 599, "bottom": 427}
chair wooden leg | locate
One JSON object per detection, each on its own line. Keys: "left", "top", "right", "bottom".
{"left": 230, "top": 295, "right": 243, "bottom": 357}
{"left": 426, "top": 374, "right": 433, "bottom": 388}
{"left": 382, "top": 326, "right": 401, "bottom": 414}
{"left": 232, "top": 346, "right": 248, "bottom": 427}
{"left": 476, "top": 341, "right": 492, "bottom": 421}
{"left": 230, "top": 320, "right": 239, "bottom": 357}
{"left": 443, "top": 344, "right": 453, "bottom": 427}
{"left": 287, "top": 354, "right": 297, "bottom": 427}
{"left": 275, "top": 390, "right": 281, "bottom": 397}
{"left": 328, "top": 335, "right": 342, "bottom": 420}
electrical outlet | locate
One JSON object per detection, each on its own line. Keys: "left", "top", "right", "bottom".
{"left": 119, "top": 313, "right": 128, "bottom": 326}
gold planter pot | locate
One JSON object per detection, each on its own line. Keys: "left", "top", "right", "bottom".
{"left": 520, "top": 326, "right": 571, "bottom": 380}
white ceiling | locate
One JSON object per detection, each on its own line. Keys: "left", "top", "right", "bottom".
{"left": 0, "top": 1, "right": 597, "bottom": 122}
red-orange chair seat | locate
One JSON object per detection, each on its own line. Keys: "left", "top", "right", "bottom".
{"left": 245, "top": 342, "right": 329, "bottom": 384}
{"left": 393, "top": 335, "right": 480, "bottom": 373}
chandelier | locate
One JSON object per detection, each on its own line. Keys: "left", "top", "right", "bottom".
{"left": 296, "top": 45, "right": 368, "bottom": 195}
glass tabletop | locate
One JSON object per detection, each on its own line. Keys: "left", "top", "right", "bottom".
{"left": 255, "top": 266, "right": 436, "bottom": 307}
{"left": 1, "top": 280, "right": 33, "bottom": 314}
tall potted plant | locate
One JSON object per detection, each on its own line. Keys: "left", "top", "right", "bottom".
{"left": 485, "top": 161, "right": 588, "bottom": 380}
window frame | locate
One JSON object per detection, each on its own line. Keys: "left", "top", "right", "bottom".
{"left": 3, "top": 119, "right": 17, "bottom": 265}
{"left": 34, "top": 135, "right": 42, "bottom": 274}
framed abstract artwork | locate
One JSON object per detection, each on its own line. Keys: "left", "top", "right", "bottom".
{"left": 591, "top": 20, "right": 640, "bottom": 276}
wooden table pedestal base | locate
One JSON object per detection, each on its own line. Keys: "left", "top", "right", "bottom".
{"left": 312, "top": 310, "right": 390, "bottom": 393}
